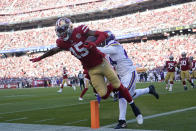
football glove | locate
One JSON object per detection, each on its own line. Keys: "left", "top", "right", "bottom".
{"left": 83, "top": 41, "right": 96, "bottom": 49}
{"left": 30, "top": 57, "right": 42, "bottom": 62}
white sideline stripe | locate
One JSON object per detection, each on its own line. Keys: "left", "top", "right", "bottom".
{"left": 3, "top": 94, "right": 34, "bottom": 98}
{"left": 102, "top": 106, "right": 196, "bottom": 128}
{"left": 0, "top": 103, "right": 12, "bottom": 106}
{"left": 0, "top": 123, "right": 153, "bottom": 131}
{"left": 0, "top": 102, "right": 90, "bottom": 115}
{"left": 5, "top": 117, "right": 28, "bottom": 122}
{"left": 34, "top": 118, "right": 55, "bottom": 123}
{"left": 64, "top": 119, "right": 88, "bottom": 125}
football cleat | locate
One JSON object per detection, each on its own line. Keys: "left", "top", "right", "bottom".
{"left": 149, "top": 85, "right": 159, "bottom": 99}
{"left": 57, "top": 88, "right": 63, "bottom": 93}
{"left": 136, "top": 114, "right": 143, "bottom": 125}
{"left": 114, "top": 120, "right": 127, "bottom": 129}
{"left": 95, "top": 94, "right": 101, "bottom": 104}
{"left": 191, "top": 83, "right": 195, "bottom": 88}
{"left": 78, "top": 97, "right": 83, "bottom": 101}
{"left": 184, "top": 86, "right": 188, "bottom": 91}
{"left": 168, "top": 87, "right": 172, "bottom": 92}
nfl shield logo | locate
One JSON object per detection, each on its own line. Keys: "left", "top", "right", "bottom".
{"left": 76, "top": 33, "right": 81, "bottom": 39}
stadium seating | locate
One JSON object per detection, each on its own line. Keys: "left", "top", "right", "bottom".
{"left": 0, "top": 34, "right": 195, "bottom": 78}
{"left": 0, "top": 1, "right": 196, "bottom": 79}
{"left": 0, "top": 0, "right": 141, "bottom": 23}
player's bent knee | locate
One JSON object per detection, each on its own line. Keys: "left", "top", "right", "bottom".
{"left": 97, "top": 89, "right": 107, "bottom": 98}
{"left": 110, "top": 82, "right": 120, "bottom": 89}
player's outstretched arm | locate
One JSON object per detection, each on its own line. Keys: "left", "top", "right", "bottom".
{"left": 30, "top": 47, "right": 63, "bottom": 62}
{"left": 87, "top": 30, "right": 108, "bottom": 46}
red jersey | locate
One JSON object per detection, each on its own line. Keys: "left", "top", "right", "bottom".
{"left": 179, "top": 57, "right": 190, "bottom": 71}
{"left": 56, "top": 25, "right": 105, "bottom": 70}
{"left": 191, "top": 60, "right": 196, "bottom": 70}
{"left": 165, "top": 61, "right": 177, "bottom": 72}
{"left": 63, "top": 69, "right": 68, "bottom": 79}
{"left": 83, "top": 69, "right": 90, "bottom": 80}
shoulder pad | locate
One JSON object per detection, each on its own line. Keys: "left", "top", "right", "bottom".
{"left": 78, "top": 25, "right": 89, "bottom": 34}
{"left": 105, "top": 40, "right": 120, "bottom": 47}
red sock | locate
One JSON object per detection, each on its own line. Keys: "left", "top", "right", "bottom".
{"left": 118, "top": 84, "right": 133, "bottom": 103}
{"left": 183, "top": 81, "right": 186, "bottom": 86}
{"left": 68, "top": 84, "right": 72, "bottom": 87}
{"left": 61, "top": 84, "right": 64, "bottom": 89}
{"left": 80, "top": 88, "right": 88, "bottom": 98}
{"left": 102, "top": 84, "right": 113, "bottom": 99}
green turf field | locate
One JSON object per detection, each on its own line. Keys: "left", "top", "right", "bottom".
{"left": 0, "top": 81, "right": 196, "bottom": 131}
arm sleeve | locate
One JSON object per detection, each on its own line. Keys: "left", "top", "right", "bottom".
{"left": 97, "top": 46, "right": 116, "bottom": 55}
{"left": 94, "top": 31, "right": 108, "bottom": 46}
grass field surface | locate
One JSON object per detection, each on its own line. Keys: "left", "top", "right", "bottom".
{"left": 0, "top": 81, "right": 196, "bottom": 131}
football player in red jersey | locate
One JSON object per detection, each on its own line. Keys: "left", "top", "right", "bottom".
{"left": 78, "top": 69, "right": 91, "bottom": 101}
{"left": 57, "top": 67, "right": 76, "bottom": 93}
{"left": 164, "top": 56, "right": 177, "bottom": 91}
{"left": 190, "top": 56, "right": 196, "bottom": 85}
{"left": 178, "top": 52, "right": 195, "bottom": 90}
{"left": 79, "top": 69, "right": 101, "bottom": 103}
{"left": 30, "top": 17, "right": 142, "bottom": 122}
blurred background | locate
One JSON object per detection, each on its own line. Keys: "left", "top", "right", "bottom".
{"left": 0, "top": 0, "right": 195, "bottom": 88}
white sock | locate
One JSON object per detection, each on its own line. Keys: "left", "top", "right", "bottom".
{"left": 133, "top": 88, "right": 149, "bottom": 99}
{"left": 170, "top": 84, "right": 173, "bottom": 88}
{"left": 119, "top": 98, "right": 127, "bottom": 120}
{"left": 72, "top": 86, "right": 76, "bottom": 90}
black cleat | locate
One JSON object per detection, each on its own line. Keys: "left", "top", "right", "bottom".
{"left": 114, "top": 120, "right": 127, "bottom": 129}
{"left": 149, "top": 85, "right": 159, "bottom": 99}
{"left": 191, "top": 83, "right": 195, "bottom": 88}
{"left": 184, "top": 86, "right": 188, "bottom": 90}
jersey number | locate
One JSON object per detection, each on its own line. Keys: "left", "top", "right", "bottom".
{"left": 168, "top": 63, "right": 174, "bottom": 69}
{"left": 181, "top": 60, "right": 187, "bottom": 66}
{"left": 69, "top": 42, "right": 89, "bottom": 59}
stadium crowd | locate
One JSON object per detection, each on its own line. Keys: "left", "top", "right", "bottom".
{"left": 0, "top": 0, "right": 142, "bottom": 23}
{"left": 0, "top": 1, "right": 195, "bottom": 82}
{"left": 1, "top": 1, "right": 196, "bottom": 50}
{"left": 0, "top": 34, "right": 195, "bottom": 79}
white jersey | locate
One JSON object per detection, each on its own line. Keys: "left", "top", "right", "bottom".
{"left": 97, "top": 40, "right": 136, "bottom": 78}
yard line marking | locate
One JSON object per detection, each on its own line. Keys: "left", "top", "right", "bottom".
{"left": 0, "top": 101, "right": 90, "bottom": 115}
{"left": 64, "top": 119, "right": 88, "bottom": 125}
{"left": 0, "top": 100, "right": 110, "bottom": 115}
{"left": 0, "top": 123, "right": 153, "bottom": 131}
{"left": 5, "top": 117, "right": 28, "bottom": 122}
{"left": 0, "top": 103, "right": 12, "bottom": 106}
{"left": 3, "top": 94, "right": 34, "bottom": 98}
{"left": 34, "top": 118, "right": 55, "bottom": 123}
{"left": 102, "top": 106, "right": 196, "bottom": 128}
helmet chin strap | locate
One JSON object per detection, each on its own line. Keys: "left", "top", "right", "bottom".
{"left": 63, "top": 35, "right": 69, "bottom": 41}
{"left": 63, "top": 28, "right": 73, "bottom": 41}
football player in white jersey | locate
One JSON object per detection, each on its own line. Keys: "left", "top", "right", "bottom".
{"left": 97, "top": 31, "right": 159, "bottom": 129}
